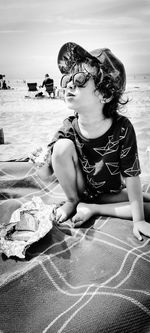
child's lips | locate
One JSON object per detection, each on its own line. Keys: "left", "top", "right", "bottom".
{"left": 66, "top": 92, "right": 75, "bottom": 97}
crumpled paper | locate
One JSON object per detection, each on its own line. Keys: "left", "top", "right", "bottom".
{"left": 29, "top": 146, "right": 50, "bottom": 168}
{"left": 0, "top": 197, "right": 55, "bottom": 259}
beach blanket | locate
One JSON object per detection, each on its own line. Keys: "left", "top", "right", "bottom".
{"left": 0, "top": 161, "right": 150, "bottom": 333}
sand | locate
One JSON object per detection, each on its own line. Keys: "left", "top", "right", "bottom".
{"left": 0, "top": 76, "right": 150, "bottom": 179}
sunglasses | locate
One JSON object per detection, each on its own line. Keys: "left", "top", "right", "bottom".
{"left": 60, "top": 72, "right": 94, "bottom": 89}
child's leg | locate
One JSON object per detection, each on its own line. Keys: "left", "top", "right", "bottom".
{"left": 100, "top": 189, "right": 150, "bottom": 204}
{"left": 72, "top": 201, "right": 132, "bottom": 225}
{"left": 51, "top": 139, "right": 85, "bottom": 222}
{"left": 72, "top": 191, "right": 150, "bottom": 226}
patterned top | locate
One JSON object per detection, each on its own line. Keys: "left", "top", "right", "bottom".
{"left": 48, "top": 114, "right": 141, "bottom": 196}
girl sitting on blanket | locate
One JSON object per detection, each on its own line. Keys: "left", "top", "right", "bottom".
{"left": 44, "top": 42, "right": 150, "bottom": 240}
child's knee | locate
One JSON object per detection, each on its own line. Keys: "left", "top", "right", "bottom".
{"left": 52, "top": 139, "right": 76, "bottom": 164}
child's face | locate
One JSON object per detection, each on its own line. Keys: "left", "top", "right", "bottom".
{"left": 63, "top": 62, "right": 102, "bottom": 112}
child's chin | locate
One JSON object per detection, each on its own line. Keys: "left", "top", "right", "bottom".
{"left": 66, "top": 101, "right": 75, "bottom": 109}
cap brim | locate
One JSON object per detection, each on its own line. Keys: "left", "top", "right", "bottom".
{"left": 57, "top": 42, "right": 96, "bottom": 74}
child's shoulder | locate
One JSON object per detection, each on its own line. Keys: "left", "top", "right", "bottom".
{"left": 116, "top": 114, "right": 133, "bottom": 127}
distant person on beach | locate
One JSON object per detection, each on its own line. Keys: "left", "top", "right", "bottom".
{"left": 0, "top": 74, "right": 4, "bottom": 89}
{"left": 41, "top": 74, "right": 54, "bottom": 88}
{"left": 0, "top": 75, "right": 10, "bottom": 89}
{"left": 2, "top": 79, "right": 8, "bottom": 89}
{"left": 42, "top": 42, "right": 150, "bottom": 240}
{"left": 39, "top": 73, "right": 54, "bottom": 97}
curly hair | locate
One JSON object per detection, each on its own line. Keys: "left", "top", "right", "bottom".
{"left": 70, "top": 61, "right": 129, "bottom": 118}
{"left": 93, "top": 65, "right": 129, "bottom": 118}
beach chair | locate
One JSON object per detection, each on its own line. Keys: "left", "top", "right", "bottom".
{"left": 27, "top": 83, "right": 38, "bottom": 91}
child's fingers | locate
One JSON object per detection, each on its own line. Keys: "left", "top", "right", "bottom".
{"left": 133, "top": 225, "right": 142, "bottom": 241}
{"left": 54, "top": 210, "right": 66, "bottom": 223}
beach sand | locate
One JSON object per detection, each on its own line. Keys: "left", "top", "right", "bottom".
{"left": 0, "top": 76, "right": 150, "bottom": 180}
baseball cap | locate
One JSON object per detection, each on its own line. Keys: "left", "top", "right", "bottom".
{"left": 57, "top": 42, "right": 126, "bottom": 93}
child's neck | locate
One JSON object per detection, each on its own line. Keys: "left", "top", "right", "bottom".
{"left": 77, "top": 113, "right": 112, "bottom": 139}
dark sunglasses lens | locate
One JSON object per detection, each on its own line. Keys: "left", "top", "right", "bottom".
{"left": 74, "top": 72, "right": 86, "bottom": 87}
{"left": 60, "top": 72, "right": 90, "bottom": 88}
{"left": 60, "top": 75, "right": 71, "bottom": 88}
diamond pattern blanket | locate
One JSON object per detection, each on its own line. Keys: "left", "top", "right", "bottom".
{"left": 0, "top": 161, "right": 150, "bottom": 333}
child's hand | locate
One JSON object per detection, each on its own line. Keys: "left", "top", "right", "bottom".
{"left": 133, "top": 220, "right": 150, "bottom": 241}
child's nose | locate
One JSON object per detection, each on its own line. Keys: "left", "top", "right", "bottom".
{"left": 67, "top": 78, "right": 74, "bottom": 88}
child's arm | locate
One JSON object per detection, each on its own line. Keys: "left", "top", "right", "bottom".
{"left": 125, "top": 176, "right": 144, "bottom": 222}
{"left": 125, "top": 176, "right": 150, "bottom": 240}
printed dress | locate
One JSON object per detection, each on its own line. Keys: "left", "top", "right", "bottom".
{"left": 48, "top": 114, "right": 141, "bottom": 198}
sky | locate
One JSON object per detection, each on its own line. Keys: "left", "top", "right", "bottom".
{"left": 0, "top": 0, "right": 150, "bottom": 84}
